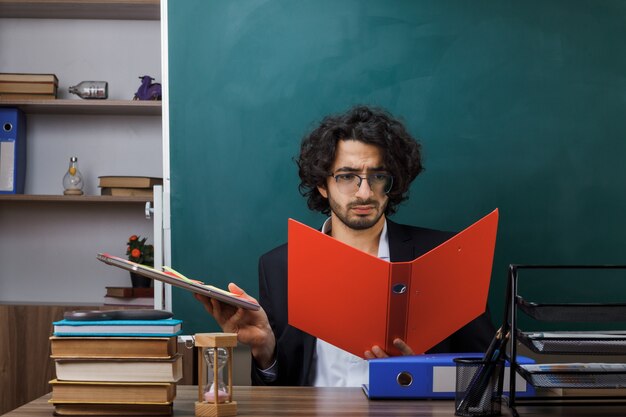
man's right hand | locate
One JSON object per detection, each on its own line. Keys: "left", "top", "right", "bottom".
{"left": 194, "top": 283, "right": 276, "bottom": 369}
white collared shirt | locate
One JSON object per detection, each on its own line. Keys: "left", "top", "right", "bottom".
{"left": 312, "top": 218, "right": 389, "bottom": 387}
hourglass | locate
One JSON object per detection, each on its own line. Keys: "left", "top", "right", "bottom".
{"left": 194, "top": 333, "right": 237, "bottom": 417}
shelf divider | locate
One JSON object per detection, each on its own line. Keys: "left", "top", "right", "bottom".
{"left": 0, "top": 194, "right": 152, "bottom": 203}
{"left": 0, "top": 99, "right": 161, "bottom": 116}
{"left": 0, "top": 0, "right": 160, "bottom": 20}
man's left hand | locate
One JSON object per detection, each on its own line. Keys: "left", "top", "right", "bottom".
{"left": 364, "top": 338, "right": 414, "bottom": 359}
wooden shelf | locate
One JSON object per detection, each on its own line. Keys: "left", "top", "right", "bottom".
{"left": 0, "top": 194, "right": 152, "bottom": 203}
{"left": 0, "top": 0, "right": 159, "bottom": 20}
{"left": 0, "top": 99, "right": 161, "bottom": 115}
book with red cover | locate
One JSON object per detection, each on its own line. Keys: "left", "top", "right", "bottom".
{"left": 288, "top": 209, "right": 499, "bottom": 358}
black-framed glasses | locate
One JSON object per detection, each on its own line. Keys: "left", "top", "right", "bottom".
{"left": 329, "top": 172, "right": 394, "bottom": 195}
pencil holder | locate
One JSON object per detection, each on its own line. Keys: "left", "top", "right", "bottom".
{"left": 453, "top": 357, "right": 503, "bottom": 417}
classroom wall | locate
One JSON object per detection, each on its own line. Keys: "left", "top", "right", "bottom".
{"left": 168, "top": 1, "right": 626, "bottom": 334}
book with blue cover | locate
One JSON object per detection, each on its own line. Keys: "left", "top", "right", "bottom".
{"left": 53, "top": 318, "right": 182, "bottom": 337}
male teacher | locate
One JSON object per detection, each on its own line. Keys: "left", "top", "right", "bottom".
{"left": 196, "top": 105, "right": 495, "bottom": 386}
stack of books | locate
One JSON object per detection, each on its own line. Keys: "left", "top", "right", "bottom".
{"left": 0, "top": 73, "right": 58, "bottom": 100}
{"left": 98, "top": 176, "right": 163, "bottom": 198}
{"left": 49, "top": 316, "right": 183, "bottom": 416}
{"left": 103, "top": 286, "right": 155, "bottom": 309}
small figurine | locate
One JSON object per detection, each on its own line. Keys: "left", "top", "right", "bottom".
{"left": 133, "top": 75, "right": 162, "bottom": 100}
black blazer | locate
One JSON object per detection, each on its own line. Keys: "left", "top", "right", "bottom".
{"left": 251, "top": 219, "right": 496, "bottom": 386}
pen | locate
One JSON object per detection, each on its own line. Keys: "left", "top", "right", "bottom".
{"left": 456, "top": 327, "right": 509, "bottom": 414}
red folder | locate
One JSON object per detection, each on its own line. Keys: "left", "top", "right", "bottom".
{"left": 288, "top": 209, "right": 498, "bottom": 358}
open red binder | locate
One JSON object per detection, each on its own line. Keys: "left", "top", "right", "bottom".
{"left": 288, "top": 209, "right": 499, "bottom": 358}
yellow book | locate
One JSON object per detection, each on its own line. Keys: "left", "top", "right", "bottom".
{"left": 0, "top": 81, "right": 57, "bottom": 94}
{"left": 98, "top": 176, "right": 163, "bottom": 188}
{"left": 0, "top": 72, "right": 58, "bottom": 83}
{"left": 100, "top": 187, "right": 154, "bottom": 197}
{"left": 0, "top": 92, "right": 56, "bottom": 100}
{"left": 52, "top": 403, "right": 173, "bottom": 416}
{"left": 50, "top": 336, "right": 177, "bottom": 359}
{"left": 54, "top": 355, "right": 183, "bottom": 382}
{"left": 49, "top": 380, "right": 176, "bottom": 404}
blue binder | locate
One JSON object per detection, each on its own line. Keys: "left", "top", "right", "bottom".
{"left": 363, "top": 353, "right": 535, "bottom": 399}
{"left": 0, "top": 108, "right": 26, "bottom": 194}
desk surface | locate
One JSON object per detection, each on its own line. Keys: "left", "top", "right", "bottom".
{"left": 4, "top": 385, "right": 626, "bottom": 417}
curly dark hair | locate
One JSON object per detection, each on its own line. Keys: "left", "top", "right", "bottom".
{"left": 297, "top": 105, "right": 423, "bottom": 216}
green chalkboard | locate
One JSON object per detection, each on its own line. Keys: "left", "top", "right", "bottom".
{"left": 168, "top": 1, "right": 626, "bottom": 335}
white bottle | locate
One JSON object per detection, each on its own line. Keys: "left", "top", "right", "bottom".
{"left": 69, "top": 81, "right": 108, "bottom": 99}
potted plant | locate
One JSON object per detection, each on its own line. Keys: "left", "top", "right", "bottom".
{"left": 127, "top": 234, "right": 154, "bottom": 288}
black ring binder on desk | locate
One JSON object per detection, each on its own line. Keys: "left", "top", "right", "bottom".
{"left": 505, "top": 265, "right": 626, "bottom": 417}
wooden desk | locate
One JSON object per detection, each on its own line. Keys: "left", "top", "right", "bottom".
{"left": 4, "top": 385, "right": 626, "bottom": 416}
